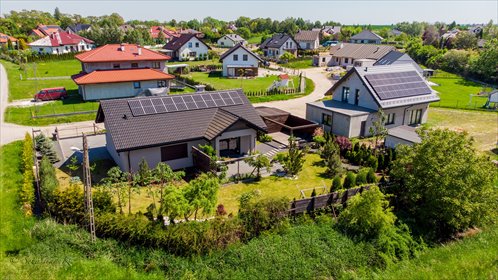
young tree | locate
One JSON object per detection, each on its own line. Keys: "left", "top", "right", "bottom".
{"left": 183, "top": 173, "right": 220, "bottom": 220}
{"left": 276, "top": 136, "right": 308, "bottom": 177}
{"left": 66, "top": 156, "right": 80, "bottom": 178}
{"left": 320, "top": 134, "right": 343, "bottom": 176}
{"left": 102, "top": 166, "right": 129, "bottom": 214}
{"left": 390, "top": 128, "right": 498, "bottom": 239}
{"left": 39, "top": 156, "right": 59, "bottom": 210}
{"left": 244, "top": 152, "right": 272, "bottom": 179}
{"left": 161, "top": 186, "right": 188, "bottom": 223}
{"left": 369, "top": 109, "right": 388, "bottom": 148}
{"left": 153, "top": 162, "right": 185, "bottom": 202}
{"left": 280, "top": 51, "right": 295, "bottom": 61}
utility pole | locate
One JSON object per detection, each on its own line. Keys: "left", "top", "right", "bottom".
{"left": 82, "top": 134, "right": 96, "bottom": 242}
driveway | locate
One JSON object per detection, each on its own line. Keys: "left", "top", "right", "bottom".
{"left": 257, "top": 67, "right": 334, "bottom": 117}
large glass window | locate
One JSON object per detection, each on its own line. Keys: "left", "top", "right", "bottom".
{"left": 385, "top": 113, "right": 395, "bottom": 125}
{"left": 409, "top": 109, "right": 423, "bottom": 125}
{"left": 342, "top": 87, "right": 350, "bottom": 102}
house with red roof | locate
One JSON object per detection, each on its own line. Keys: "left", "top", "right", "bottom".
{"left": 72, "top": 43, "right": 174, "bottom": 100}
{"left": 28, "top": 31, "right": 94, "bottom": 54}
{"left": 0, "top": 33, "right": 18, "bottom": 48}
{"left": 29, "top": 24, "right": 63, "bottom": 38}
{"left": 149, "top": 26, "right": 179, "bottom": 43}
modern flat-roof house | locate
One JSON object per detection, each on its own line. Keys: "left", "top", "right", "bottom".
{"left": 306, "top": 64, "right": 440, "bottom": 138}
{"left": 96, "top": 90, "right": 267, "bottom": 171}
{"left": 294, "top": 30, "right": 321, "bottom": 50}
{"left": 350, "top": 30, "right": 383, "bottom": 44}
{"left": 73, "top": 44, "right": 174, "bottom": 100}
{"left": 66, "top": 24, "right": 92, "bottom": 34}
{"left": 219, "top": 43, "right": 263, "bottom": 77}
{"left": 373, "top": 50, "right": 423, "bottom": 74}
{"left": 217, "top": 34, "right": 247, "bottom": 47}
{"left": 327, "top": 43, "right": 395, "bottom": 67}
{"left": 162, "top": 33, "right": 210, "bottom": 61}
{"left": 28, "top": 31, "right": 95, "bottom": 54}
{"left": 260, "top": 34, "right": 299, "bottom": 59}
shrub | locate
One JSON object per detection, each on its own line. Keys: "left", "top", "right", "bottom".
{"left": 331, "top": 176, "right": 343, "bottom": 192}
{"left": 356, "top": 169, "right": 368, "bottom": 186}
{"left": 20, "top": 133, "right": 35, "bottom": 215}
{"left": 320, "top": 136, "right": 342, "bottom": 176}
{"left": 238, "top": 196, "right": 289, "bottom": 239}
{"left": 343, "top": 172, "right": 356, "bottom": 189}
{"left": 39, "top": 156, "right": 59, "bottom": 209}
{"left": 335, "top": 136, "right": 352, "bottom": 155}
{"left": 366, "top": 155, "right": 378, "bottom": 170}
{"left": 257, "top": 133, "right": 273, "bottom": 143}
{"left": 313, "top": 135, "right": 326, "bottom": 146}
{"left": 35, "top": 134, "right": 59, "bottom": 163}
{"left": 367, "top": 169, "right": 378, "bottom": 184}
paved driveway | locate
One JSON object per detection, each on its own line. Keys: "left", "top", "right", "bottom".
{"left": 55, "top": 134, "right": 110, "bottom": 167}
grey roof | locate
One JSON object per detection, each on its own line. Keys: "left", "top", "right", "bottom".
{"left": 219, "top": 43, "right": 263, "bottom": 62}
{"left": 328, "top": 64, "right": 440, "bottom": 109}
{"left": 260, "top": 34, "right": 297, "bottom": 49}
{"left": 307, "top": 99, "right": 375, "bottom": 117}
{"left": 67, "top": 24, "right": 91, "bottom": 33}
{"left": 96, "top": 89, "right": 267, "bottom": 152}
{"left": 373, "top": 50, "right": 423, "bottom": 73}
{"left": 163, "top": 34, "right": 210, "bottom": 51}
{"left": 351, "top": 30, "right": 383, "bottom": 41}
{"left": 329, "top": 43, "right": 395, "bottom": 60}
{"left": 294, "top": 30, "right": 320, "bottom": 41}
{"left": 387, "top": 125, "right": 421, "bottom": 143}
{"left": 222, "top": 34, "right": 246, "bottom": 43}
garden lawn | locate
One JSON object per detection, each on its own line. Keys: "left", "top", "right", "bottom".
{"left": 246, "top": 35, "right": 263, "bottom": 44}
{"left": 282, "top": 58, "right": 314, "bottom": 69}
{"left": 4, "top": 94, "right": 99, "bottom": 126}
{"left": 173, "top": 59, "right": 221, "bottom": 67}
{"left": 429, "top": 71, "right": 490, "bottom": 110}
{"left": 2, "top": 60, "right": 80, "bottom": 101}
{"left": 427, "top": 108, "right": 498, "bottom": 159}
{"left": 218, "top": 153, "right": 331, "bottom": 215}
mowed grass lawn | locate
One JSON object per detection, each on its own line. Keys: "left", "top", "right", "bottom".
{"left": 429, "top": 71, "right": 491, "bottom": 110}
{"left": 427, "top": 108, "right": 498, "bottom": 159}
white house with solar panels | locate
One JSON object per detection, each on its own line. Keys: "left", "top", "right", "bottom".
{"left": 306, "top": 64, "right": 439, "bottom": 143}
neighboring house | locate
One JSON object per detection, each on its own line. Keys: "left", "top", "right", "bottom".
{"left": 72, "top": 43, "right": 173, "bottom": 100}
{"left": 119, "top": 24, "right": 135, "bottom": 33}
{"left": 350, "top": 30, "right": 383, "bottom": 44}
{"left": 95, "top": 89, "right": 267, "bottom": 171}
{"left": 294, "top": 30, "right": 320, "bottom": 50}
{"left": 373, "top": 50, "right": 423, "bottom": 74}
{"left": 217, "top": 34, "right": 247, "bottom": 47}
{"left": 328, "top": 43, "right": 395, "bottom": 67}
{"left": 162, "top": 34, "right": 210, "bottom": 61}
{"left": 315, "top": 26, "right": 342, "bottom": 37}
{"left": 441, "top": 29, "right": 460, "bottom": 47}
{"left": 179, "top": 28, "right": 204, "bottom": 38}
{"left": 29, "top": 24, "right": 62, "bottom": 38}
{"left": 29, "top": 31, "right": 94, "bottom": 54}
{"left": 385, "top": 125, "right": 422, "bottom": 148}
{"left": 259, "top": 33, "right": 299, "bottom": 58}
{"left": 306, "top": 64, "right": 440, "bottom": 138}
{"left": 227, "top": 23, "right": 238, "bottom": 31}
{"left": 468, "top": 25, "right": 483, "bottom": 36}
{"left": 0, "top": 33, "right": 17, "bottom": 47}
{"left": 66, "top": 24, "right": 92, "bottom": 34}
{"left": 219, "top": 43, "right": 263, "bottom": 77}
{"left": 389, "top": 29, "right": 403, "bottom": 36}
{"left": 149, "top": 26, "right": 179, "bottom": 43}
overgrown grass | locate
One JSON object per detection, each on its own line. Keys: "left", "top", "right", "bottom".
{"left": 282, "top": 58, "right": 314, "bottom": 69}
{"left": 246, "top": 35, "right": 263, "bottom": 44}
{"left": 247, "top": 77, "right": 315, "bottom": 103}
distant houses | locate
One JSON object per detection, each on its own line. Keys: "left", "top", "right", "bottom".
{"left": 0, "top": 33, "right": 17, "bottom": 48}
{"left": 217, "top": 34, "right": 247, "bottom": 48}
{"left": 72, "top": 44, "right": 174, "bottom": 100}
{"left": 28, "top": 31, "right": 95, "bottom": 54}
{"left": 350, "top": 30, "right": 383, "bottom": 44}
{"left": 294, "top": 30, "right": 321, "bottom": 50}
{"left": 219, "top": 43, "right": 263, "bottom": 77}
{"left": 66, "top": 24, "right": 92, "bottom": 34}
{"left": 149, "top": 26, "right": 179, "bottom": 43}
{"left": 162, "top": 33, "right": 210, "bottom": 61}
{"left": 259, "top": 33, "right": 299, "bottom": 59}
{"left": 314, "top": 43, "right": 395, "bottom": 67}
{"left": 29, "top": 24, "right": 63, "bottom": 38}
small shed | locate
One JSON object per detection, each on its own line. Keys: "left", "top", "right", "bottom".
{"left": 385, "top": 126, "right": 421, "bottom": 149}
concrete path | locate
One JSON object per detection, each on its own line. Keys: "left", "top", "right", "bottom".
{"left": 256, "top": 67, "right": 335, "bottom": 118}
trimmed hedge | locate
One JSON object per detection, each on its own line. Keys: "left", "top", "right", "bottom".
{"left": 20, "top": 133, "right": 35, "bottom": 215}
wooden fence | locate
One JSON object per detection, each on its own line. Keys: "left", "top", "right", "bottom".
{"left": 192, "top": 146, "right": 214, "bottom": 172}
{"left": 245, "top": 87, "right": 299, "bottom": 97}
{"left": 54, "top": 123, "right": 105, "bottom": 140}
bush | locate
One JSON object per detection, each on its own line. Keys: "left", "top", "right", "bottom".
{"left": 313, "top": 135, "right": 326, "bottom": 146}
{"left": 343, "top": 172, "right": 356, "bottom": 189}
{"left": 331, "top": 176, "right": 343, "bottom": 192}
{"left": 366, "top": 155, "right": 378, "bottom": 170}
{"left": 356, "top": 169, "right": 368, "bottom": 186}
{"left": 367, "top": 169, "right": 378, "bottom": 184}
{"left": 39, "top": 156, "right": 58, "bottom": 209}
{"left": 335, "top": 136, "right": 352, "bottom": 155}
{"left": 35, "top": 134, "right": 59, "bottom": 163}
{"left": 257, "top": 133, "right": 273, "bottom": 143}
{"left": 238, "top": 196, "right": 289, "bottom": 239}
{"left": 20, "top": 133, "right": 35, "bottom": 215}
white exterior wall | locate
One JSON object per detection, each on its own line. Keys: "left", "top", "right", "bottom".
{"left": 177, "top": 37, "right": 209, "bottom": 60}
{"left": 83, "top": 60, "right": 167, "bottom": 73}
{"left": 217, "top": 36, "right": 245, "bottom": 47}
{"left": 80, "top": 79, "right": 169, "bottom": 100}
{"left": 331, "top": 72, "right": 379, "bottom": 110}
{"left": 214, "top": 127, "right": 257, "bottom": 157}
{"left": 30, "top": 42, "right": 94, "bottom": 55}
{"left": 385, "top": 135, "right": 416, "bottom": 149}
{"left": 222, "top": 48, "right": 260, "bottom": 77}
{"left": 297, "top": 38, "right": 319, "bottom": 50}
{"left": 306, "top": 104, "right": 356, "bottom": 137}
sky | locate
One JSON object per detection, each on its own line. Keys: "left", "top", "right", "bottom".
{"left": 1, "top": 0, "right": 497, "bottom": 25}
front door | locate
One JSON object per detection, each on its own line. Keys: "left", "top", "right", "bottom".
{"left": 219, "top": 137, "right": 240, "bottom": 157}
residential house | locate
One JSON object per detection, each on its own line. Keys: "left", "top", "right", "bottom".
{"left": 373, "top": 50, "right": 423, "bottom": 74}
{"left": 306, "top": 64, "right": 440, "bottom": 139}
{"left": 327, "top": 43, "right": 395, "bottom": 67}
{"left": 179, "top": 28, "right": 204, "bottom": 38}
{"left": 28, "top": 31, "right": 94, "bottom": 54}
{"left": 219, "top": 43, "right": 263, "bottom": 77}
{"left": 0, "top": 33, "right": 17, "bottom": 48}
{"left": 149, "top": 26, "right": 179, "bottom": 43}
{"left": 29, "top": 24, "right": 62, "bottom": 38}
{"left": 119, "top": 24, "right": 135, "bottom": 33}
{"left": 441, "top": 29, "right": 460, "bottom": 47}
{"left": 468, "top": 25, "right": 483, "bottom": 37}
{"left": 72, "top": 44, "right": 174, "bottom": 100}
{"left": 294, "top": 30, "right": 321, "bottom": 50}
{"left": 162, "top": 34, "right": 210, "bottom": 61}
{"left": 259, "top": 33, "right": 299, "bottom": 59}
{"left": 389, "top": 29, "right": 403, "bottom": 36}
{"left": 95, "top": 89, "right": 267, "bottom": 171}
{"left": 350, "top": 30, "right": 383, "bottom": 44}
{"left": 66, "top": 24, "right": 92, "bottom": 34}
{"left": 217, "top": 34, "right": 247, "bottom": 47}
{"left": 314, "top": 26, "right": 342, "bottom": 38}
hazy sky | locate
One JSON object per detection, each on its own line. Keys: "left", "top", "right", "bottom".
{"left": 1, "top": 0, "right": 497, "bottom": 25}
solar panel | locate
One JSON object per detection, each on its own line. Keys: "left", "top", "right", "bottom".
{"left": 128, "top": 91, "right": 245, "bottom": 117}
{"left": 365, "top": 71, "right": 432, "bottom": 100}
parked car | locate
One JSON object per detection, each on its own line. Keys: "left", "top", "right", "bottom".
{"left": 322, "top": 40, "right": 339, "bottom": 47}
{"left": 34, "top": 87, "right": 67, "bottom": 101}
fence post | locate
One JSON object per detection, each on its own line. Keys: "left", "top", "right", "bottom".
{"left": 93, "top": 123, "right": 96, "bottom": 135}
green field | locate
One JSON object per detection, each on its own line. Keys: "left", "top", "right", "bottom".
{"left": 282, "top": 58, "right": 314, "bottom": 69}
{"left": 429, "top": 71, "right": 491, "bottom": 110}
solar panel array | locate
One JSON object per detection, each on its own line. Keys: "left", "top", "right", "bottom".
{"left": 128, "top": 91, "right": 244, "bottom": 116}
{"left": 365, "top": 71, "right": 432, "bottom": 100}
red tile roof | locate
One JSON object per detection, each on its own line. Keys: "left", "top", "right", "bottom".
{"left": 30, "top": 29, "right": 45, "bottom": 37}
{"left": 0, "top": 33, "right": 17, "bottom": 43}
{"left": 149, "top": 26, "right": 179, "bottom": 39}
{"left": 73, "top": 68, "right": 174, "bottom": 85}
{"left": 75, "top": 44, "right": 171, "bottom": 62}
{"left": 29, "top": 31, "right": 93, "bottom": 47}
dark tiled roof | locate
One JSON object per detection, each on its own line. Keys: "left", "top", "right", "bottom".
{"left": 219, "top": 43, "right": 263, "bottom": 62}
{"left": 260, "top": 34, "right": 296, "bottom": 49}
{"left": 373, "top": 50, "right": 423, "bottom": 73}
{"left": 329, "top": 43, "right": 395, "bottom": 60}
{"left": 294, "top": 30, "right": 320, "bottom": 41}
{"left": 96, "top": 89, "right": 267, "bottom": 151}
{"left": 163, "top": 33, "right": 209, "bottom": 51}
{"left": 351, "top": 30, "right": 383, "bottom": 41}
{"left": 67, "top": 24, "right": 91, "bottom": 33}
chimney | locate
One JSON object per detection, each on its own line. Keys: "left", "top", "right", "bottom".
{"left": 340, "top": 43, "right": 344, "bottom": 49}
{"left": 120, "top": 43, "right": 125, "bottom": 52}
{"left": 137, "top": 45, "right": 142, "bottom": 55}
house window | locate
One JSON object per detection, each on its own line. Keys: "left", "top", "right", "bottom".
{"left": 161, "top": 143, "right": 188, "bottom": 161}
{"left": 306, "top": 42, "right": 310, "bottom": 49}
{"left": 189, "top": 52, "right": 196, "bottom": 57}
{"left": 322, "top": 113, "right": 332, "bottom": 126}
{"left": 409, "top": 109, "right": 423, "bottom": 125}
{"left": 233, "top": 54, "right": 239, "bottom": 61}
{"left": 133, "top": 81, "right": 141, "bottom": 89}
{"left": 195, "top": 42, "right": 199, "bottom": 48}
{"left": 354, "top": 89, "right": 360, "bottom": 105}
{"left": 113, "top": 63, "right": 120, "bottom": 69}
{"left": 345, "top": 58, "right": 349, "bottom": 64}
{"left": 152, "top": 62, "right": 161, "bottom": 69}
{"left": 131, "top": 63, "right": 138, "bottom": 68}
{"left": 242, "top": 54, "right": 248, "bottom": 61}
{"left": 341, "top": 87, "right": 350, "bottom": 102}
{"left": 220, "top": 41, "right": 224, "bottom": 46}
{"left": 322, "top": 57, "right": 326, "bottom": 62}
{"left": 188, "top": 42, "right": 193, "bottom": 48}
{"left": 385, "top": 113, "right": 395, "bottom": 125}
{"left": 157, "top": 80, "right": 167, "bottom": 88}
